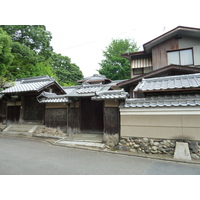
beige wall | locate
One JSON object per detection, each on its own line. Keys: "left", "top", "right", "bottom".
{"left": 104, "top": 100, "right": 119, "bottom": 107}
{"left": 120, "top": 107, "right": 200, "bottom": 141}
{"left": 7, "top": 101, "right": 21, "bottom": 106}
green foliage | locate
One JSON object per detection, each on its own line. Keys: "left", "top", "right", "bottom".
{"left": 0, "top": 25, "right": 83, "bottom": 85}
{"left": 98, "top": 38, "right": 139, "bottom": 80}
{"left": 0, "top": 28, "right": 14, "bottom": 76}
{"left": 6, "top": 42, "right": 55, "bottom": 80}
{"left": 50, "top": 53, "right": 83, "bottom": 86}
{"left": 0, "top": 77, "right": 14, "bottom": 91}
{"left": 0, "top": 25, "right": 53, "bottom": 60}
{"left": 35, "top": 61, "right": 57, "bottom": 78}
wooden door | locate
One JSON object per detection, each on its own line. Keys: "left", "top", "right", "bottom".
{"left": 81, "top": 98, "right": 103, "bottom": 133}
{"left": 7, "top": 106, "right": 20, "bottom": 122}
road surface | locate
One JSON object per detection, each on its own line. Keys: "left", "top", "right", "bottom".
{"left": 0, "top": 136, "right": 200, "bottom": 175}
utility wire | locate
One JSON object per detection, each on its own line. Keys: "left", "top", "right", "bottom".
{"left": 57, "top": 28, "right": 136, "bottom": 51}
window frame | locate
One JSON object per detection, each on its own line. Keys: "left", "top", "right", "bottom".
{"left": 167, "top": 48, "right": 194, "bottom": 66}
{"left": 132, "top": 66, "right": 153, "bottom": 75}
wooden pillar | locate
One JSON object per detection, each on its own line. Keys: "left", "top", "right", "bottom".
{"left": 103, "top": 100, "right": 120, "bottom": 144}
{"left": 19, "top": 95, "right": 25, "bottom": 123}
{"left": 129, "top": 85, "right": 134, "bottom": 98}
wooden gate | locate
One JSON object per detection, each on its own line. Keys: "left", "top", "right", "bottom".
{"left": 45, "top": 108, "right": 67, "bottom": 130}
{"left": 24, "top": 95, "right": 44, "bottom": 122}
{"left": 7, "top": 106, "right": 20, "bottom": 122}
{"left": 0, "top": 102, "right": 7, "bottom": 123}
{"left": 81, "top": 98, "right": 103, "bottom": 133}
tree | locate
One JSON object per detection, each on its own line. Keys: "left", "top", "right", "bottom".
{"left": 0, "top": 25, "right": 84, "bottom": 86}
{"left": 0, "top": 25, "right": 53, "bottom": 60}
{"left": 0, "top": 28, "right": 14, "bottom": 77}
{"left": 98, "top": 38, "right": 139, "bottom": 80}
{"left": 50, "top": 53, "right": 83, "bottom": 86}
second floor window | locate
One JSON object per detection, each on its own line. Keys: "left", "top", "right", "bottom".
{"left": 167, "top": 49, "right": 193, "bottom": 65}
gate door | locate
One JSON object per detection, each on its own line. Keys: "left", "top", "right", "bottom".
{"left": 81, "top": 98, "right": 103, "bottom": 133}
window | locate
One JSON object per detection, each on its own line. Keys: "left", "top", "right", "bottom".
{"left": 132, "top": 67, "right": 153, "bottom": 75}
{"left": 167, "top": 49, "right": 193, "bottom": 65}
{"left": 133, "top": 68, "right": 143, "bottom": 75}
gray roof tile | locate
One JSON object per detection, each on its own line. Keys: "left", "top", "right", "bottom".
{"left": 66, "top": 83, "right": 110, "bottom": 97}
{"left": 0, "top": 76, "right": 58, "bottom": 94}
{"left": 134, "top": 73, "right": 200, "bottom": 92}
{"left": 1, "top": 81, "right": 54, "bottom": 93}
{"left": 92, "top": 89, "right": 128, "bottom": 100}
{"left": 37, "top": 92, "right": 70, "bottom": 103}
{"left": 77, "top": 85, "right": 103, "bottom": 94}
{"left": 77, "top": 74, "right": 112, "bottom": 83}
{"left": 124, "top": 94, "right": 200, "bottom": 108}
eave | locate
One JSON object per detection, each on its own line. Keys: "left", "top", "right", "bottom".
{"left": 117, "top": 65, "right": 200, "bottom": 88}
{"left": 143, "top": 26, "right": 200, "bottom": 53}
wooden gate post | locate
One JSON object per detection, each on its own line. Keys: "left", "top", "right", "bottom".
{"left": 19, "top": 95, "right": 24, "bottom": 124}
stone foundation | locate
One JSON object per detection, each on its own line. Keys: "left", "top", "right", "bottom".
{"left": 34, "top": 127, "right": 66, "bottom": 138}
{"left": 112, "top": 137, "right": 200, "bottom": 159}
{"left": 103, "top": 133, "right": 119, "bottom": 144}
{"left": 0, "top": 124, "right": 6, "bottom": 132}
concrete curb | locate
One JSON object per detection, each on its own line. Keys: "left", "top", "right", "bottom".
{"left": 48, "top": 139, "right": 200, "bottom": 166}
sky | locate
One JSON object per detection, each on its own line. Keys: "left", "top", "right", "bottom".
{"left": 2, "top": 0, "right": 200, "bottom": 77}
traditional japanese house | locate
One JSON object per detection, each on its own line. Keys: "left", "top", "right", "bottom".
{"left": 120, "top": 26, "right": 200, "bottom": 97}
{"left": 37, "top": 75, "right": 128, "bottom": 143}
{"left": 0, "top": 75, "right": 65, "bottom": 124}
{"left": 119, "top": 26, "right": 200, "bottom": 141}
{"left": 120, "top": 73, "right": 200, "bottom": 140}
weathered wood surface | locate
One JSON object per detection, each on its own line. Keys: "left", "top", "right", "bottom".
{"left": 7, "top": 106, "right": 20, "bottom": 122}
{"left": 104, "top": 107, "right": 120, "bottom": 135}
{"left": 45, "top": 108, "right": 67, "bottom": 130}
{"left": 24, "top": 95, "right": 44, "bottom": 121}
{"left": 68, "top": 107, "right": 80, "bottom": 134}
{"left": 0, "top": 102, "right": 7, "bottom": 122}
{"left": 152, "top": 37, "right": 178, "bottom": 70}
{"left": 81, "top": 98, "right": 103, "bottom": 133}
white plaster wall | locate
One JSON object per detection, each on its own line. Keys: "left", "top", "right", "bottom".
{"left": 120, "top": 107, "right": 200, "bottom": 141}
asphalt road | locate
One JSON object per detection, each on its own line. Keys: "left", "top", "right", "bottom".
{"left": 0, "top": 136, "right": 200, "bottom": 175}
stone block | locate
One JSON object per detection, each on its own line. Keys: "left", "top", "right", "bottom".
{"left": 174, "top": 142, "right": 191, "bottom": 161}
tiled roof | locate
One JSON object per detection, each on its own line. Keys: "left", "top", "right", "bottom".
{"left": 92, "top": 89, "right": 128, "bottom": 100}
{"left": 0, "top": 76, "right": 57, "bottom": 94}
{"left": 66, "top": 83, "right": 110, "bottom": 97}
{"left": 106, "top": 79, "right": 127, "bottom": 86}
{"left": 63, "top": 86, "right": 79, "bottom": 95}
{"left": 38, "top": 97, "right": 69, "bottom": 103}
{"left": 134, "top": 73, "right": 200, "bottom": 92}
{"left": 37, "top": 92, "right": 70, "bottom": 103}
{"left": 124, "top": 94, "right": 200, "bottom": 108}
{"left": 62, "top": 80, "right": 126, "bottom": 97}
{"left": 77, "top": 74, "right": 111, "bottom": 83}
{"left": 77, "top": 84, "right": 104, "bottom": 94}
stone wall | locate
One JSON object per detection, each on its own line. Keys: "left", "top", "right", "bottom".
{"left": 110, "top": 137, "right": 200, "bottom": 160}
{"left": 34, "top": 127, "right": 66, "bottom": 138}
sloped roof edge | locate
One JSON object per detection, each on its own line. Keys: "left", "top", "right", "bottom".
{"left": 123, "top": 94, "right": 200, "bottom": 108}
{"left": 143, "top": 26, "right": 200, "bottom": 53}
{"left": 134, "top": 72, "right": 200, "bottom": 92}
{"left": 117, "top": 65, "right": 200, "bottom": 87}
{"left": 0, "top": 75, "right": 66, "bottom": 94}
